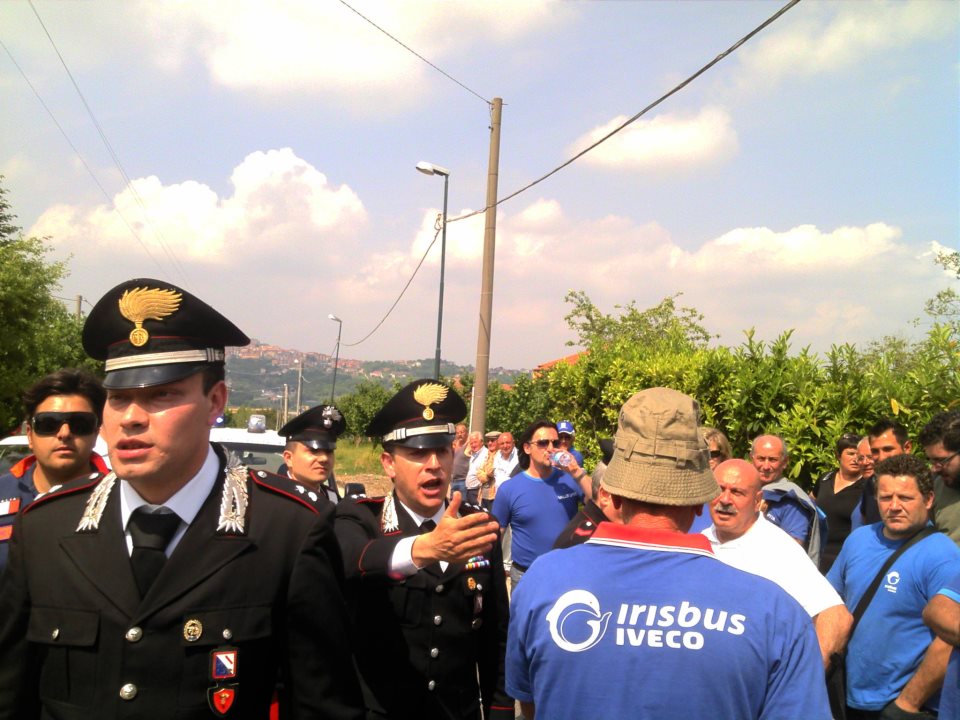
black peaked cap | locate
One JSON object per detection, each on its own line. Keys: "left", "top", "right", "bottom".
{"left": 83, "top": 278, "right": 249, "bottom": 389}
{"left": 279, "top": 405, "right": 346, "bottom": 450}
{"left": 367, "top": 379, "right": 465, "bottom": 449}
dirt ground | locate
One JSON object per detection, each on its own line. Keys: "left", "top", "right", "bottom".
{"left": 337, "top": 474, "right": 392, "bottom": 496}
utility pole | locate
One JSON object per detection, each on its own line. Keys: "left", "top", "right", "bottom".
{"left": 282, "top": 384, "right": 289, "bottom": 426}
{"left": 469, "top": 97, "right": 503, "bottom": 434}
{"left": 295, "top": 359, "right": 303, "bottom": 415}
{"left": 75, "top": 295, "right": 82, "bottom": 321}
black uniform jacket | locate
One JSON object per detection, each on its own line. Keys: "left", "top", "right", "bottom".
{"left": 0, "top": 446, "right": 364, "bottom": 720}
{"left": 334, "top": 494, "right": 514, "bottom": 720}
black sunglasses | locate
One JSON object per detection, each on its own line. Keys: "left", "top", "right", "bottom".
{"left": 31, "top": 412, "right": 98, "bottom": 437}
{"left": 530, "top": 439, "right": 563, "bottom": 449}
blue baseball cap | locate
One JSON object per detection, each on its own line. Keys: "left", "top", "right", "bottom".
{"left": 556, "top": 420, "right": 575, "bottom": 435}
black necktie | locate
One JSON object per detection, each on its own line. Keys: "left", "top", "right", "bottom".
{"left": 129, "top": 508, "right": 181, "bottom": 597}
{"left": 419, "top": 520, "right": 436, "bottom": 533}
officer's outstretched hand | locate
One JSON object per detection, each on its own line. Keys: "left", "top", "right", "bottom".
{"left": 412, "top": 492, "right": 500, "bottom": 567}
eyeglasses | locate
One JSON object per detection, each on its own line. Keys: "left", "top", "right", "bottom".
{"left": 530, "top": 439, "right": 563, "bottom": 449}
{"left": 929, "top": 450, "right": 960, "bottom": 469}
{"left": 709, "top": 450, "right": 725, "bottom": 459}
{"left": 31, "top": 412, "right": 98, "bottom": 437}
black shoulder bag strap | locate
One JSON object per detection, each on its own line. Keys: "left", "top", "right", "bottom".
{"left": 849, "top": 525, "right": 937, "bottom": 634}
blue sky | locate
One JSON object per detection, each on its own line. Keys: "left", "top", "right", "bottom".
{"left": 1, "top": 0, "right": 957, "bottom": 369}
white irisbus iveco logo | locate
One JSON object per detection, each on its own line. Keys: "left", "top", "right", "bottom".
{"left": 545, "top": 589, "right": 748, "bottom": 653}
{"left": 546, "top": 590, "right": 612, "bottom": 652}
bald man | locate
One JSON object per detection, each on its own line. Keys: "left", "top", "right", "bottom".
{"left": 703, "top": 459, "right": 852, "bottom": 667}
{"left": 751, "top": 434, "right": 825, "bottom": 565}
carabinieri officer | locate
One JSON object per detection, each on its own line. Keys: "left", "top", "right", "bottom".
{"left": 334, "top": 379, "right": 515, "bottom": 720}
{"left": 278, "top": 404, "right": 346, "bottom": 506}
{"left": 0, "top": 278, "right": 363, "bottom": 720}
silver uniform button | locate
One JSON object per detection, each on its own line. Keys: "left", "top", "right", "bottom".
{"left": 125, "top": 627, "right": 143, "bottom": 643}
{"left": 50, "top": 628, "right": 59, "bottom": 641}
{"left": 119, "top": 683, "right": 138, "bottom": 700}
{"left": 430, "top": 648, "right": 439, "bottom": 658}
{"left": 223, "top": 628, "right": 233, "bottom": 640}
{"left": 433, "top": 615, "right": 442, "bottom": 626}
{"left": 435, "top": 584, "right": 444, "bottom": 593}
{"left": 427, "top": 680, "right": 436, "bottom": 691}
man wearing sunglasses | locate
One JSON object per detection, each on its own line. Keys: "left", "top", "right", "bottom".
{"left": 920, "top": 410, "right": 960, "bottom": 548}
{"left": 492, "top": 420, "right": 584, "bottom": 589}
{"left": 0, "top": 368, "right": 108, "bottom": 574}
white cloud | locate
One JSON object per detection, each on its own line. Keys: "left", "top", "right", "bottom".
{"left": 690, "top": 223, "right": 902, "bottom": 273}
{"left": 137, "top": 0, "right": 557, "bottom": 107}
{"left": 568, "top": 107, "right": 738, "bottom": 171}
{"left": 734, "top": 0, "right": 955, "bottom": 89}
{"left": 29, "top": 148, "right": 366, "bottom": 270}
{"left": 23, "top": 167, "right": 946, "bottom": 367}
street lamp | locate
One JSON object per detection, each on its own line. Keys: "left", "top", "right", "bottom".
{"left": 416, "top": 161, "right": 450, "bottom": 380}
{"left": 328, "top": 314, "right": 342, "bottom": 402}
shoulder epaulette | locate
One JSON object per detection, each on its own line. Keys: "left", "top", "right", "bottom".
{"left": 250, "top": 469, "right": 320, "bottom": 514}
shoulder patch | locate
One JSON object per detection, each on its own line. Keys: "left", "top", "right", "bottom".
{"left": 23, "top": 474, "right": 104, "bottom": 515}
{"left": 251, "top": 469, "right": 319, "bottom": 514}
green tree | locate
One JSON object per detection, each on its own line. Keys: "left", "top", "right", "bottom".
{"left": 563, "top": 290, "right": 714, "bottom": 351}
{"left": 0, "top": 179, "right": 98, "bottom": 432}
{"left": 0, "top": 177, "right": 20, "bottom": 245}
{"left": 924, "top": 249, "right": 960, "bottom": 332}
{"left": 336, "top": 379, "right": 393, "bottom": 439}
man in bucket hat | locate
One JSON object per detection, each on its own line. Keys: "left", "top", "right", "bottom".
{"left": 0, "top": 278, "right": 362, "bottom": 719}
{"left": 506, "top": 387, "right": 830, "bottom": 720}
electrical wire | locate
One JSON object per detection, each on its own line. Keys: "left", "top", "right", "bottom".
{"left": 342, "top": 221, "right": 442, "bottom": 347}
{"left": 0, "top": 38, "right": 171, "bottom": 274}
{"left": 27, "top": 0, "right": 190, "bottom": 284}
{"left": 342, "top": 0, "right": 802, "bottom": 350}
{"left": 337, "top": 0, "right": 490, "bottom": 105}
{"left": 447, "top": 0, "right": 803, "bottom": 224}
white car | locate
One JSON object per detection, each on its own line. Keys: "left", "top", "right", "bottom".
{"left": 0, "top": 428, "right": 286, "bottom": 473}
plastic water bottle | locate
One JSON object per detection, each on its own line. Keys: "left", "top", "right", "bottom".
{"left": 551, "top": 451, "right": 572, "bottom": 469}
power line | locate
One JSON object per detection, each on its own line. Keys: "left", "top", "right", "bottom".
{"left": 342, "top": 0, "right": 802, "bottom": 351}
{"left": 448, "top": 0, "right": 803, "bottom": 224}
{"left": 27, "top": 0, "right": 190, "bottom": 284}
{"left": 0, "top": 38, "right": 169, "bottom": 274}
{"left": 337, "top": 0, "right": 490, "bottom": 105}
{"left": 342, "top": 222, "right": 442, "bottom": 347}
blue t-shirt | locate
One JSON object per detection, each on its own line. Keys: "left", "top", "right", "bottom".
{"left": 568, "top": 447, "right": 585, "bottom": 467}
{"left": 507, "top": 524, "right": 830, "bottom": 720}
{"left": 827, "top": 523, "right": 960, "bottom": 711}
{"left": 936, "top": 572, "right": 960, "bottom": 720}
{"left": 492, "top": 469, "right": 582, "bottom": 569}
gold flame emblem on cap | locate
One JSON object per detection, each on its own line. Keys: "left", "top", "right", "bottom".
{"left": 118, "top": 287, "right": 183, "bottom": 347}
{"left": 412, "top": 382, "right": 448, "bottom": 421}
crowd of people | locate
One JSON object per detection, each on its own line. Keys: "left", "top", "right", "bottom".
{"left": 0, "top": 275, "right": 958, "bottom": 720}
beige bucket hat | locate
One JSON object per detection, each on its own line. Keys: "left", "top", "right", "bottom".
{"left": 601, "top": 387, "right": 719, "bottom": 506}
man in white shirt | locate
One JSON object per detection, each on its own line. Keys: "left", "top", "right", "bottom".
{"left": 702, "top": 459, "right": 852, "bottom": 667}
{"left": 463, "top": 431, "right": 486, "bottom": 504}
{"left": 492, "top": 432, "right": 518, "bottom": 489}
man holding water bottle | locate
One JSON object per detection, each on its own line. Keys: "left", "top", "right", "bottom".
{"left": 492, "top": 420, "right": 584, "bottom": 590}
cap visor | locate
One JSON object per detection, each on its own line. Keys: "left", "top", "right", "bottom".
{"left": 295, "top": 438, "right": 337, "bottom": 451}
{"left": 103, "top": 362, "right": 210, "bottom": 390}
